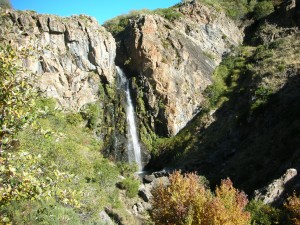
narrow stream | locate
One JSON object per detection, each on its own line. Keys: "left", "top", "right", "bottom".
{"left": 116, "top": 66, "right": 143, "bottom": 171}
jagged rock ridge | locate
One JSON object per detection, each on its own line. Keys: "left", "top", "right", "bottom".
{"left": 0, "top": 10, "right": 116, "bottom": 110}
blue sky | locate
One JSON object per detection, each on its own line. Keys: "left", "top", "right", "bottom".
{"left": 11, "top": 0, "right": 180, "bottom": 24}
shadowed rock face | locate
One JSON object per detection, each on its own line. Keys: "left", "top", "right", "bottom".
{"left": 0, "top": 10, "right": 116, "bottom": 110}
{"left": 295, "top": 0, "right": 300, "bottom": 26}
{"left": 116, "top": 2, "right": 243, "bottom": 136}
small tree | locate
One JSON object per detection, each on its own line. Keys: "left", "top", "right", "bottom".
{"left": 203, "top": 178, "right": 250, "bottom": 225}
{"left": 253, "top": 1, "right": 274, "bottom": 20}
{"left": 150, "top": 171, "right": 251, "bottom": 225}
{"left": 0, "top": 45, "right": 36, "bottom": 154}
{"left": 151, "top": 171, "right": 209, "bottom": 224}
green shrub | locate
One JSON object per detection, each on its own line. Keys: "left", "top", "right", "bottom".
{"left": 253, "top": 1, "right": 274, "bottom": 20}
{"left": 117, "top": 162, "right": 138, "bottom": 177}
{"left": 93, "top": 158, "right": 120, "bottom": 188}
{"left": 118, "top": 177, "right": 140, "bottom": 198}
{"left": 35, "top": 97, "right": 57, "bottom": 113}
{"left": 103, "top": 9, "right": 151, "bottom": 36}
{"left": 198, "top": 0, "right": 253, "bottom": 20}
{"left": 154, "top": 8, "right": 183, "bottom": 21}
{"left": 66, "top": 112, "right": 83, "bottom": 126}
{"left": 0, "top": 151, "right": 81, "bottom": 224}
{"left": 203, "top": 54, "right": 246, "bottom": 109}
{"left": 253, "top": 45, "right": 273, "bottom": 61}
{"left": 5, "top": 199, "right": 82, "bottom": 225}
{"left": 103, "top": 16, "right": 130, "bottom": 36}
{"left": 0, "top": 45, "right": 37, "bottom": 151}
{"left": 104, "top": 6, "right": 181, "bottom": 36}
{"left": 251, "top": 86, "right": 274, "bottom": 111}
{"left": 12, "top": 105, "right": 134, "bottom": 223}
{"left": 81, "top": 103, "right": 101, "bottom": 129}
{"left": 269, "top": 39, "right": 285, "bottom": 49}
{"left": 246, "top": 200, "right": 281, "bottom": 225}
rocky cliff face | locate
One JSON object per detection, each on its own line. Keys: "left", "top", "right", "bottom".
{"left": 0, "top": 10, "right": 116, "bottom": 110}
{"left": 116, "top": 2, "right": 243, "bottom": 136}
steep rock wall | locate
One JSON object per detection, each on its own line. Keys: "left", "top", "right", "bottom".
{"left": 0, "top": 10, "right": 116, "bottom": 110}
{"left": 116, "top": 2, "right": 243, "bottom": 136}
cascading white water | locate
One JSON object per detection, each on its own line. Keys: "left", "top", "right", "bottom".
{"left": 116, "top": 66, "right": 142, "bottom": 171}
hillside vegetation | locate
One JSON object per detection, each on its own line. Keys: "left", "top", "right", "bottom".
{"left": 1, "top": 0, "right": 300, "bottom": 224}
{"left": 0, "top": 45, "right": 141, "bottom": 224}
{"left": 104, "top": 0, "right": 283, "bottom": 35}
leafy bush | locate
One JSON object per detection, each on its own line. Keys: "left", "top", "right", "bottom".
{"left": 246, "top": 200, "right": 281, "bottom": 225}
{"left": 154, "top": 8, "right": 183, "bottom": 21}
{"left": 285, "top": 193, "right": 300, "bottom": 225}
{"left": 0, "top": 151, "right": 80, "bottom": 224}
{"left": 251, "top": 86, "right": 274, "bottom": 111}
{"left": 118, "top": 177, "right": 140, "bottom": 198}
{"left": 0, "top": 45, "right": 36, "bottom": 152}
{"left": 103, "top": 16, "right": 130, "bottom": 36}
{"left": 151, "top": 171, "right": 208, "bottom": 224}
{"left": 104, "top": 6, "right": 182, "bottom": 36}
{"left": 203, "top": 64, "right": 229, "bottom": 109}
{"left": 81, "top": 103, "right": 101, "bottom": 129}
{"left": 198, "top": 0, "right": 254, "bottom": 20}
{"left": 93, "top": 158, "right": 120, "bottom": 188}
{"left": 253, "top": 1, "right": 274, "bottom": 20}
{"left": 117, "top": 162, "right": 138, "bottom": 177}
{"left": 203, "top": 51, "right": 249, "bottom": 110}
{"left": 5, "top": 199, "right": 82, "bottom": 225}
{"left": 103, "top": 9, "right": 151, "bottom": 36}
{"left": 66, "top": 112, "right": 83, "bottom": 126}
{"left": 150, "top": 171, "right": 250, "bottom": 225}
{"left": 203, "top": 178, "right": 250, "bottom": 225}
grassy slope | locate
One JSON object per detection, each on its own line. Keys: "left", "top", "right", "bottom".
{"left": 2, "top": 99, "right": 140, "bottom": 225}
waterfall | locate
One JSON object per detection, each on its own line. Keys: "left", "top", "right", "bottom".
{"left": 116, "top": 66, "right": 143, "bottom": 171}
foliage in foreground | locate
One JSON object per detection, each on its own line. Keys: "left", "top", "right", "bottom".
{"left": 0, "top": 152, "right": 80, "bottom": 224}
{"left": 285, "top": 193, "right": 300, "bottom": 225}
{"left": 246, "top": 199, "right": 282, "bottom": 225}
{"left": 150, "top": 171, "right": 251, "bottom": 225}
{"left": 0, "top": 44, "right": 139, "bottom": 224}
{"left": 0, "top": 45, "right": 81, "bottom": 224}
{"left": 0, "top": 45, "right": 36, "bottom": 153}
{"left": 1, "top": 97, "right": 140, "bottom": 224}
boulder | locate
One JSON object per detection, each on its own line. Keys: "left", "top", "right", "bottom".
{"left": 254, "top": 168, "right": 298, "bottom": 204}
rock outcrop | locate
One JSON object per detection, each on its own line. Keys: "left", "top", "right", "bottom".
{"left": 0, "top": 10, "right": 116, "bottom": 110}
{"left": 116, "top": 2, "right": 243, "bottom": 136}
{"left": 254, "top": 168, "right": 299, "bottom": 205}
